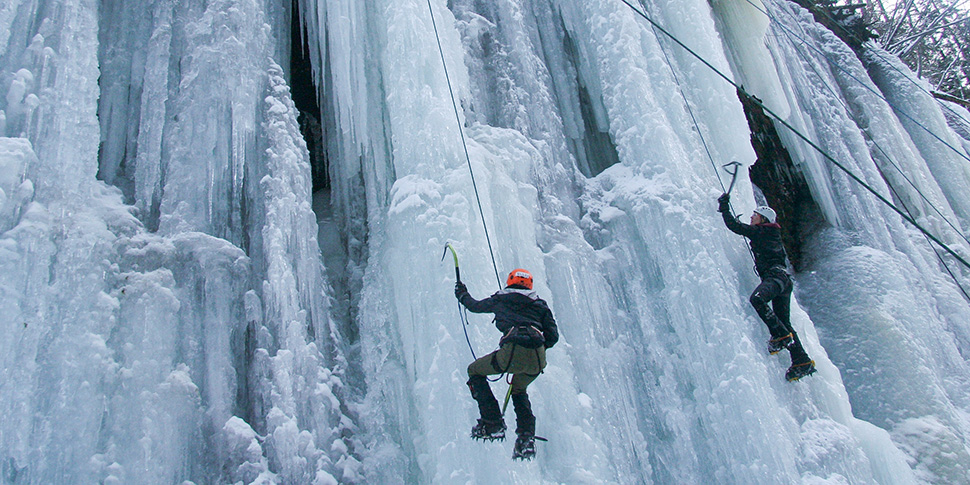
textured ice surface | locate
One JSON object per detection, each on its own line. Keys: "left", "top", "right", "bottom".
{"left": 1, "top": 0, "right": 969, "bottom": 483}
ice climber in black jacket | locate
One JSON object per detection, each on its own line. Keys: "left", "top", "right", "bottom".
{"left": 455, "top": 268, "right": 558, "bottom": 459}
{"left": 718, "top": 193, "right": 816, "bottom": 381}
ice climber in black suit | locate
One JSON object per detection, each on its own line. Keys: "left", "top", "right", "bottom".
{"left": 718, "top": 193, "right": 816, "bottom": 381}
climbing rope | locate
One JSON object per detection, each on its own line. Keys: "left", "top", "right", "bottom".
{"left": 803, "top": 1, "right": 970, "bottom": 126}
{"left": 749, "top": 0, "right": 970, "bottom": 248}
{"left": 648, "top": 16, "right": 724, "bottom": 192}
{"left": 618, "top": 0, "right": 970, "bottom": 273}
{"left": 752, "top": 0, "right": 970, "bottom": 301}
{"left": 426, "top": 0, "right": 503, "bottom": 289}
{"left": 886, "top": 176, "right": 970, "bottom": 303}
{"left": 741, "top": 0, "right": 970, "bottom": 166}
{"left": 458, "top": 303, "right": 477, "bottom": 359}
{"left": 443, "top": 243, "right": 480, "bottom": 359}
{"left": 641, "top": 1, "right": 759, "bottom": 269}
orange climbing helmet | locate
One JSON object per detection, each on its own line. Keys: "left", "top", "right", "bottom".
{"left": 506, "top": 269, "right": 533, "bottom": 290}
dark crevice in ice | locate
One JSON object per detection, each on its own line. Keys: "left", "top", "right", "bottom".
{"left": 291, "top": 0, "right": 363, "bottom": 388}
{"left": 290, "top": 0, "right": 329, "bottom": 193}
{"left": 95, "top": 1, "right": 141, "bottom": 205}
{"left": 737, "top": 89, "right": 825, "bottom": 272}
{"left": 562, "top": 29, "right": 621, "bottom": 178}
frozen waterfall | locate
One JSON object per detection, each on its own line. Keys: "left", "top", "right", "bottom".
{"left": 1, "top": 0, "right": 969, "bottom": 483}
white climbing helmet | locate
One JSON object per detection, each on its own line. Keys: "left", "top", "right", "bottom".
{"left": 753, "top": 206, "right": 777, "bottom": 223}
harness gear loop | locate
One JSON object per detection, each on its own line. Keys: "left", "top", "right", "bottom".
{"left": 487, "top": 343, "right": 516, "bottom": 381}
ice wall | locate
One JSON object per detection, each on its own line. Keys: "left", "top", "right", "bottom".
{"left": 753, "top": 1, "right": 970, "bottom": 483}
{"left": 709, "top": 0, "right": 791, "bottom": 119}
{"left": 1, "top": 0, "right": 354, "bottom": 483}
{"left": 2, "top": 0, "right": 970, "bottom": 483}
{"left": 306, "top": 0, "right": 955, "bottom": 482}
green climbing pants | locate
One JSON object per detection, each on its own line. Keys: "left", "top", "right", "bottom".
{"left": 467, "top": 343, "right": 546, "bottom": 393}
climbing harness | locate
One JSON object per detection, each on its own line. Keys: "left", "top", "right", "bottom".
{"left": 488, "top": 344, "right": 516, "bottom": 383}
{"left": 442, "top": 243, "right": 544, "bottom": 386}
{"left": 619, "top": 0, "right": 970, "bottom": 273}
{"left": 428, "top": 0, "right": 531, "bottom": 403}
{"left": 498, "top": 347, "right": 543, "bottom": 415}
{"left": 426, "top": 0, "right": 502, "bottom": 289}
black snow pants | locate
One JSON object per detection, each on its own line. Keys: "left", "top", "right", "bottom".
{"left": 749, "top": 268, "right": 811, "bottom": 365}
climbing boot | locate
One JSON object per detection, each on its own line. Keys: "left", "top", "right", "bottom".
{"left": 767, "top": 333, "right": 794, "bottom": 355}
{"left": 512, "top": 432, "right": 536, "bottom": 460}
{"left": 786, "top": 360, "right": 817, "bottom": 382}
{"left": 471, "top": 419, "right": 506, "bottom": 441}
{"left": 468, "top": 376, "right": 504, "bottom": 440}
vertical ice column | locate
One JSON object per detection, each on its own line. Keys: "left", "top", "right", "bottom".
{"left": 0, "top": 139, "right": 42, "bottom": 480}
{"left": 0, "top": 0, "right": 27, "bottom": 50}
{"left": 94, "top": 0, "right": 175, "bottom": 224}
{"left": 241, "top": 62, "right": 357, "bottom": 483}
{"left": 0, "top": 0, "right": 131, "bottom": 482}
{"left": 0, "top": 138, "right": 32, "bottom": 233}
{"left": 759, "top": 3, "right": 970, "bottom": 482}
{"left": 709, "top": 0, "right": 791, "bottom": 119}
{"left": 0, "top": 0, "right": 101, "bottom": 198}
{"left": 865, "top": 47, "right": 970, "bottom": 229}
{"left": 309, "top": 0, "right": 396, "bottom": 259}
{"left": 353, "top": 0, "right": 474, "bottom": 480}
{"left": 552, "top": 0, "right": 918, "bottom": 482}
{"left": 133, "top": 2, "right": 175, "bottom": 228}
{"left": 559, "top": 1, "right": 805, "bottom": 481}
{"left": 0, "top": 2, "right": 45, "bottom": 139}
{"left": 156, "top": 0, "right": 270, "bottom": 243}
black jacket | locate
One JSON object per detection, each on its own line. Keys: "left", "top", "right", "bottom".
{"left": 459, "top": 288, "right": 559, "bottom": 349}
{"left": 721, "top": 211, "right": 788, "bottom": 277}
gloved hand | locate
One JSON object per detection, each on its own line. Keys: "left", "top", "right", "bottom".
{"left": 455, "top": 281, "right": 468, "bottom": 300}
{"left": 717, "top": 193, "right": 730, "bottom": 213}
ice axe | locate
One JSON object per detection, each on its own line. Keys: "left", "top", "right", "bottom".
{"left": 442, "top": 242, "right": 478, "bottom": 359}
{"left": 722, "top": 161, "right": 742, "bottom": 195}
{"left": 441, "top": 242, "right": 461, "bottom": 283}
{"left": 502, "top": 384, "right": 513, "bottom": 416}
